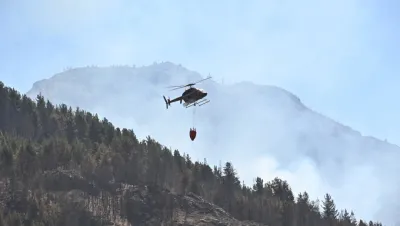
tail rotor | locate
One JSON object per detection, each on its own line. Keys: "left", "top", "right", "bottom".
{"left": 163, "top": 96, "right": 171, "bottom": 109}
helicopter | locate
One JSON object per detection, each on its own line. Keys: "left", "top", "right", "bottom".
{"left": 163, "top": 76, "right": 212, "bottom": 109}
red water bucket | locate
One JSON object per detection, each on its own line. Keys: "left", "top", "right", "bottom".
{"left": 189, "top": 128, "right": 197, "bottom": 141}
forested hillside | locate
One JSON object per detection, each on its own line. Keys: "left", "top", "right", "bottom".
{"left": 0, "top": 80, "right": 383, "bottom": 225}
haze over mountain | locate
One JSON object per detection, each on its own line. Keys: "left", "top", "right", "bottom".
{"left": 27, "top": 62, "right": 399, "bottom": 225}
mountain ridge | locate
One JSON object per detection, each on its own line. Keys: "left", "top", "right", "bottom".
{"left": 27, "top": 63, "right": 393, "bottom": 149}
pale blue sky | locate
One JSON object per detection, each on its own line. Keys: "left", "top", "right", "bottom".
{"left": 1, "top": 0, "right": 399, "bottom": 144}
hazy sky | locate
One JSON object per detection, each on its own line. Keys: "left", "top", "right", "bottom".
{"left": 1, "top": 1, "right": 399, "bottom": 142}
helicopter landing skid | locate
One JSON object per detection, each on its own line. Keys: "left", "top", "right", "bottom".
{"left": 184, "top": 99, "right": 210, "bottom": 108}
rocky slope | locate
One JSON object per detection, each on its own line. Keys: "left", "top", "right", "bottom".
{"left": 40, "top": 169, "right": 265, "bottom": 226}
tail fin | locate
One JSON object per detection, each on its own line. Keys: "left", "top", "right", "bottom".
{"left": 163, "top": 96, "right": 170, "bottom": 109}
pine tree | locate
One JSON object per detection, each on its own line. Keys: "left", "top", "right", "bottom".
{"left": 322, "top": 193, "right": 338, "bottom": 225}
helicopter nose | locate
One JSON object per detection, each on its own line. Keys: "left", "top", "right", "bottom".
{"left": 203, "top": 92, "right": 207, "bottom": 97}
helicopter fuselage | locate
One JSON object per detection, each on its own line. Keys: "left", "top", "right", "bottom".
{"left": 182, "top": 87, "right": 207, "bottom": 103}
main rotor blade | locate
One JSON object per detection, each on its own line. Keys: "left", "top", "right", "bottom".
{"left": 192, "top": 75, "right": 212, "bottom": 85}
{"left": 166, "top": 75, "right": 212, "bottom": 90}
{"left": 166, "top": 85, "right": 185, "bottom": 88}
{"left": 169, "top": 86, "right": 186, "bottom": 91}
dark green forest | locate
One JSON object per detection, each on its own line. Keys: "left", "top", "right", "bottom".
{"left": 0, "top": 81, "right": 383, "bottom": 226}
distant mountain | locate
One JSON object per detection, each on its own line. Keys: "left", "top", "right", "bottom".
{"left": 27, "top": 62, "right": 400, "bottom": 224}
